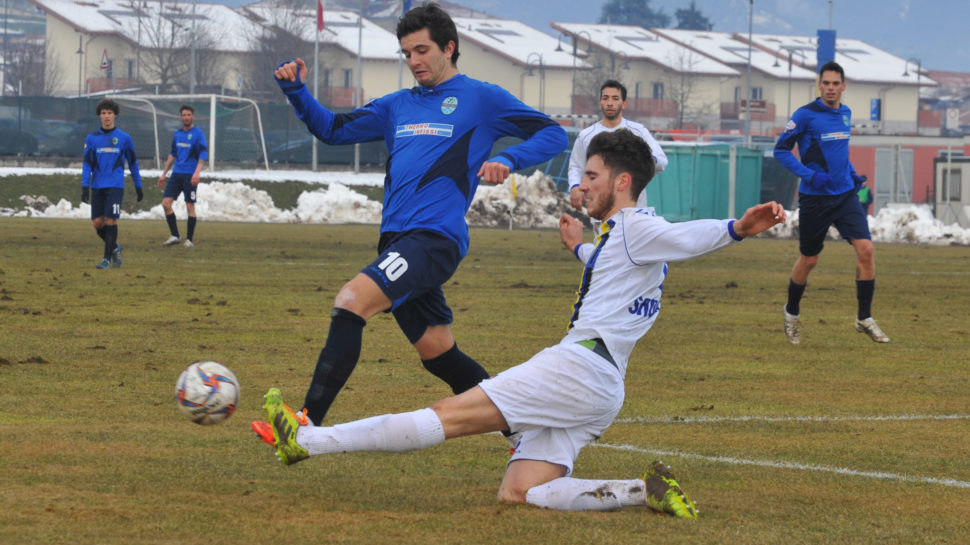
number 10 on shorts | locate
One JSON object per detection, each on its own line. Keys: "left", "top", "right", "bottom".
{"left": 378, "top": 252, "right": 409, "bottom": 281}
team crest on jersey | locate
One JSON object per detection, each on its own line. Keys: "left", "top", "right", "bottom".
{"left": 785, "top": 120, "right": 796, "bottom": 131}
{"left": 111, "top": 137, "right": 119, "bottom": 145}
{"left": 441, "top": 96, "right": 458, "bottom": 115}
{"left": 187, "top": 134, "right": 193, "bottom": 140}
{"left": 842, "top": 114, "right": 850, "bottom": 127}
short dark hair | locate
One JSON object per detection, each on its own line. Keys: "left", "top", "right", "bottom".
{"left": 819, "top": 60, "right": 844, "bottom": 82}
{"left": 600, "top": 80, "right": 627, "bottom": 101}
{"left": 396, "top": 3, "right": 460, "bottom": 66}
{"left": 180, "top": 104, "right": 194, "bottom": 114}
{"left": 95, "top": 98, "right": 119, "bottom": 116}
{"left": 587, "top": 130, "right": 656, "bottom": 200}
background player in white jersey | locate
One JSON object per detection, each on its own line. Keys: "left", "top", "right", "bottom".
{"left": 567, "top": 79, "right": 667, "bottom": 214}
{"left": 255, "top": 130, "right": 785, "bottom": 516}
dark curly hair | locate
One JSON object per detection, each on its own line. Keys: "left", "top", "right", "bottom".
{"left": 586, "top": 130, "right": 656, "bottom": 200}
{"left": 396, "top": 3, "right": 460, "bottom": 66}
{"left": 95, "top": 98, "right": 120, "bottom": 116}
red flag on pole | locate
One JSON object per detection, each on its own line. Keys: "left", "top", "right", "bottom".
{"left": 317, "top": 0, "right": 324, "bottom": 31}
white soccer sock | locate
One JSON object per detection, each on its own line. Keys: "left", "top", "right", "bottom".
{"left": 297, "top": 407, "right": 445, "bottom": 455}
{"left": 525, "top": 477, "right": 647, "bottom": 511}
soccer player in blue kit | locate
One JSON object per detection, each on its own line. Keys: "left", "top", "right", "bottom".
{"left": 253, "top": 129, "right": 786, "bottom": 516}
{"left": 774, "top": 61, "right": 889, "bottom": 345}
{"left": 157, "top": 105, "right": 207, "bottom": 248}
{"left": 81, "top": 98, "right": 143, "bottom": 269}
{"left": 259, "top": 4, "right": 568, "bottom": 428}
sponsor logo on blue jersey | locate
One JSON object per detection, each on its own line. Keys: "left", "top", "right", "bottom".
{"left": 96, "top": 147, "right": 121, "bottom": 154}
{"left": 629, "top": 296, "right": 660, "bottom": 318}
{"left": 441, "top": 96, "right": 458, "bottom": 115}
{"left": 820, "top": 131, "right": 851, "bottom": 141}
{"left": 177, "top": 142, "right": 191, "bottom": 148}
{"left": 395, "top": 123, "right": 454, "bottom": 138}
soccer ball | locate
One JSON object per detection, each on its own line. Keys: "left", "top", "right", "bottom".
{"left": 175, "top": 361, "right": 239, "bottom": 425}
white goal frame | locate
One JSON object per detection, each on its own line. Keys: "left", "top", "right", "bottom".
{"left": 113, "top": 94, "right": 270, "bottom": 172}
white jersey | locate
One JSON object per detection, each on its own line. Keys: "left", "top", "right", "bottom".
{"left": 567, "top": 119, "right": 668, "bottom": 208}
{"left": 561, "top": 208, "right": 742, "bottom": 375}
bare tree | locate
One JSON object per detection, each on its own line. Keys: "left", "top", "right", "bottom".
{"left": 662, "top": 50, "right": 717, "bottom": 129}
{"left": 242, "top": 0, "right": 321, "bottom": 102}
{"left": 4, "top": 40, "right": 47, "bottom": 95}
{"left": 133, "top": 1, "right": 226, "bottom": 93}
{"left": 43, "top": 49, "right": 66, "bottom": 96}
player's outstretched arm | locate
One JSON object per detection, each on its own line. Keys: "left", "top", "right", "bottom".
{"left": 732, "top": 201, "right": 786, "bottom": 238}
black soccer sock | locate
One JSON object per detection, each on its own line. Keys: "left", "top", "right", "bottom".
{"left": 856, "top": 279, "right": 875, "bottom": 320}
{"left": 786, "top": 279, "right": 807, "bottom": 316}
{"left": 96, "top": 226, "right": 107, "bottom": 241}
{"left": 303, "top": 308, "right": 367, "bottom": 426}
{"left": 421, "top": 343, "right": 490, "bottom": 395}
{"left": 187, "top": 216, "right": 197, "bottom": 241}
{"left": 165, "top": 213, "right": 180, "bottom": 238}
{"left": 103, "top": 225, "right": 118, "bottom": 260}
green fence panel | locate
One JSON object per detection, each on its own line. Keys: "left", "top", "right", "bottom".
{"left": 646, "top": 144, "right": 763, "bottom": 221}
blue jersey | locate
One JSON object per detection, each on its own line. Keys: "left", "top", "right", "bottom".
{"left": 170, "top": 125, "right": 208, "bottom": 175}
{"left": 281, "top": 73, "right": 567, "bottom": 256}
{"left": 774, "top": 98, "right": 860, "bottom": 196}
{"left": 82, "top": 127, "right": 142, "bottom": 190}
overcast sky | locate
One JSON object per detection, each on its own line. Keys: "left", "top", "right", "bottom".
{"left": 448, "top": 0, "right": 970, "bottom": 74}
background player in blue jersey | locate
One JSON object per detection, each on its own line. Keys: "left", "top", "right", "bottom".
{"left": 81, "top": 98, "right": 143, "bottom": 269}
{"left": 774, "top": 61, "right": 889, "bottom": 345}
{"left": 261, "top": 4, "right": 567, "bottom": 429}
{"left": 157, "top": 105, "right": 207, "bottom": 248}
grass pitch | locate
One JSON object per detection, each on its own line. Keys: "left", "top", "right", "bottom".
{"left": 1, "top": 217, "right": 968, "bottom": 545}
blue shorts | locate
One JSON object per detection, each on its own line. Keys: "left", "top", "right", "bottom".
{"left": 362, "top": 230, "right": 461, "bottom": 344}
{"left": 90, "top": 188, "right": 124, "bottom": 220}
{"left": 798, "top": 190, "right": 871, "bottom": 257}
{"left": 163, "top": 173, "right": 197, "bottom": 203}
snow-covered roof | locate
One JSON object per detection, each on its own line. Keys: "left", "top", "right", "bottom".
{"left": 551, "top": 22, "right": 738, "bottom": 76}
{"left": 452, "top": 17, "right": 588, "bottom": 69}
{"left": 747, "top": 33, "right": 937, "bottom": 87}
{"left": 243, "top": 5, "right": 401, "bottom": 61}
{"left": 31, "top": 0, "right": 262, "bottom": 52}
{"left": 655, "top": 29, "right": 818, "bottom": 81}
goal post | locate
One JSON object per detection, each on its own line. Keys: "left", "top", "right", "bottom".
{"left": 113, "top": 94, "right": 270, "bottom": 172}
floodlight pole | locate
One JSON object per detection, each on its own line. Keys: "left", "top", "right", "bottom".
{"left": 353, "top": 4, "right": 362, "bottom": 174}
{"left": 189, "top": 0, "right": 196, "bottom": 96}
{"left": 744, "top": 0, "right": 752, "bottom": 146}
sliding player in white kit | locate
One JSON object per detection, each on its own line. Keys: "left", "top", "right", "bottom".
{"left": 255, "top": 130, "right": 785, "bottom": 517}
{"left": 567, "top": 79, "right": 668, "bottom": 215}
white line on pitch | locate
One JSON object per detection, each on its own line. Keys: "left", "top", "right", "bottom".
{"left": 614, "top": 414, "right": 970, "bottom": 424}
{"left": 593, "top": 443, "right": 970, "bottom": 489}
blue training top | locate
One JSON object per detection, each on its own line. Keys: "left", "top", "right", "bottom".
{"left": 82, "top": 127, "right": 142, "bottom": 189}
{"left": 773, "top": 97, "right": 861, "bottom": 196}
{"left": 170, "top": 125, "right": 208, "bottom": 175}
{"left": 280, "top": 72, "right": 568, "bottom": 257}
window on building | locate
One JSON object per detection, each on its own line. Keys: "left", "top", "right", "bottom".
{"left": 943, "top": 169, "right": 962, "bottom": 201}
{"left": 323, "top": 69, "right": 331, "bottom": 88}
{"left": 127, "top": 60, "right": 134, "bottom": 80}
{"left": 734, "top": 86, "right": 764, "bottom": 102}
{"left": 652, "top": 82, "right": 664, "bottom": 100}
{"left": 343, "top": 69, "right": 353, "bottom": 88}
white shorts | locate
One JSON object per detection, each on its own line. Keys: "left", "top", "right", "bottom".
{"left": 479, "top": 342, "right": 624, "bottom": 475}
